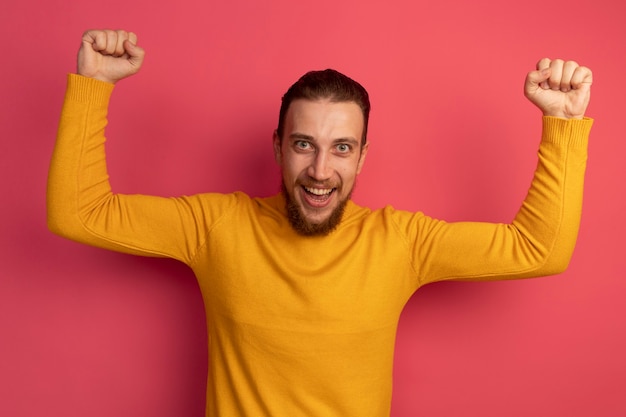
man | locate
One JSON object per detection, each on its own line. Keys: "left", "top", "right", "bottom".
{"left": 48, "top": 29, "right": 593, "bottom": 416}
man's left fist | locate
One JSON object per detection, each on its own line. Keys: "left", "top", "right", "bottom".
{"left": 524, "top": 58, "right": 593, "bottom": 119}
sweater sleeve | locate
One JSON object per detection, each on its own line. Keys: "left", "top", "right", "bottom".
{"left": 47, "top": 74, "right": 235, "bottom": 264}
{"left": 394, "top": 116, "right": 593, "bottom": 286}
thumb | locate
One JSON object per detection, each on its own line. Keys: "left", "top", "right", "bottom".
{"left": 525, "top": 67, "right": 551, "bottom": 94}
{"left": 123, "top": 39, "right": 146, "bottom": 70}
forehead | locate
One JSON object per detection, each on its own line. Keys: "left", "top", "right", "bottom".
{"left": 284, "top": 99, "right": 364, "bottom": 139}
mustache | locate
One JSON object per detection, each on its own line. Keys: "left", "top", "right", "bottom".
{"left": 297, "top": 178, "right": 339, "bottom": 189}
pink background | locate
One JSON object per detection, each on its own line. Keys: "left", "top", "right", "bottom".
{"left": 1, "top": 0, "right": 624, "bottom": 416}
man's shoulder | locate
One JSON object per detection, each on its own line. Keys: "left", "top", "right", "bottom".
{"left": 187, "top": 192, "right": 286, "bottom": 215}
{"left": 342, "top": 200, "right": 427, "bottom": 229}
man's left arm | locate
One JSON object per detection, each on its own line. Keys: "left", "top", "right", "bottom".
{"left": 408, "top": 58, "right": 593, "bottom": 285}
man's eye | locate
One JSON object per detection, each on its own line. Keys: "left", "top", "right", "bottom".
{"left": 295, "top": 141, "right": 311, "bottom": 150}
{"left": 336, "top": 144, "right": 351, "bottom": 153}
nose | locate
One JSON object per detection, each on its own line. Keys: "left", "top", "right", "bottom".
{"left": 307, "top": 150, "right": 332, "bottom": 181}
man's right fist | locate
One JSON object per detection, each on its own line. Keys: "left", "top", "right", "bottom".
{"left": 78, "top": 30, "right": 145, "bottom": 84}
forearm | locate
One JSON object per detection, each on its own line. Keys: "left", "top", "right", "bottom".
{"left": 47, "top": 74, "right": 116, "bottom": 244}
{"left": 509, "top": 116, "right": 592, "bottom": 276}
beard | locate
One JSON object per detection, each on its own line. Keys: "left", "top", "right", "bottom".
{"left": 281, "top": 181, "right": 352, "bottom": 237}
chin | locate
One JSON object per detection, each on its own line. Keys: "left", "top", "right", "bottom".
{"left": 282, "top": 182, "right": 349, "bottom": 236}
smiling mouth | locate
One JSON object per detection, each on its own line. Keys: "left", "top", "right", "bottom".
{"left": 304, "top": 186, "right": 335, "bottom": 196}
{"left": 302, "top": 186, "right": 336, "bottom": 205}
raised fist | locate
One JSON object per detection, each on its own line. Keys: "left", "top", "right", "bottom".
{"left": 77, "top": 29, "right": 145, "bottom": 84}
{"left": 524, "top": 58, "right": 593, "bottom": 119}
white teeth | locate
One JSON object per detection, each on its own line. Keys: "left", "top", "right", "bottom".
{"left": 304, "top": 187, "right": 333, "bottom": 196}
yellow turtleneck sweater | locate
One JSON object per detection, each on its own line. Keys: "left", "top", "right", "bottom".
{"left": 48, "top": 74, "right": 592, "bottom": 417}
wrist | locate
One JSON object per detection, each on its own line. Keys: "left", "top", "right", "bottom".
{"left": 76, "top": 71, "right": 116, "bottom": 85}
{"left": 542, "top": 110, "right": 584, "bottom": 120}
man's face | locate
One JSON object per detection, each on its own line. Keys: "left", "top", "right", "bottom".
{"left": 274, "top": 98, "right": 368, "bottom": 236}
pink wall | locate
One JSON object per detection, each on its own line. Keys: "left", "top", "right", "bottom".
{"left": 1, "top": 0, "right": 624, "bottom": 416}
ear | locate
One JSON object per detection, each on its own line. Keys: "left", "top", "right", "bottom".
{"left": 356, "top": 142, "right": 369, "bottom": 174}
{"left": 273, "top": 130, "right": 282, "bottom": 165}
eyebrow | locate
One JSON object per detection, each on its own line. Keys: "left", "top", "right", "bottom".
{"left": 289, "top": 132, "right": 359, "bottom": 146}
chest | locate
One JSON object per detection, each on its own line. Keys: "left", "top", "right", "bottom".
{"left": 192, "top": 223, "right": 416, "bottom": 332}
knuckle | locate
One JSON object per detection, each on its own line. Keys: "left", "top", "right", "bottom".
{"left": 563, "top": 61, "right": 579, "bottom": 72}
{"left": 537, "top": 57, "right": 551, "bottom": 68}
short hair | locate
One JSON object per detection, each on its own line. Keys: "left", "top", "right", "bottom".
{"left": 276, "top": 69, "right": 371, "bottom": 145}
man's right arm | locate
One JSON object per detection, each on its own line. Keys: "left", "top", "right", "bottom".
{"left": 47, "top": 30, "right": 225, "bottom": 263}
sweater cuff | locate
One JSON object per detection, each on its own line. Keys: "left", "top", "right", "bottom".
{"left": 65, "top": 73, "right": 115, "bottom": 106}
{"left": 542, "top": 116, "right": 593, "bottom": 148}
